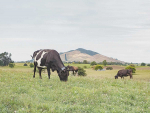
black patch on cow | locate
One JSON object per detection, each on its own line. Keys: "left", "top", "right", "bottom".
{"left": 33, "top": 49, "right": 69, "bottom": 81}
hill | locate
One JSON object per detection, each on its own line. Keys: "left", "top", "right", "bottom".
{"left": 60, "top": 48, "right": 125, "bottom": 63}
{"left": 17, "top": 48, "right": 125, "bottom": 63}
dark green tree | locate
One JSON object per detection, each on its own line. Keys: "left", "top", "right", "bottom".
{"left": 0, "top": 60, "right": 4, "bottom": 66}
{"left": 0, "top": 52, "right": 13, "bottom": 66}
{"left": 103, "top": 60, "right": 107, "bottom": 66}
{"left": 83, "top": 60, "right": 88, "bottom": 64}
{"left": 78, "top": 61, "right": 81, "bottom": 64}
{"left": 141, "top": 63, "right": 146, "bottom": 66}
{"left": 90, "top": 61, "right": 97, "bottom": 66}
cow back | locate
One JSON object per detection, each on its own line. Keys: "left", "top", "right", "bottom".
{"left": 117, "top": 69, "right": 128, "bottom": 76}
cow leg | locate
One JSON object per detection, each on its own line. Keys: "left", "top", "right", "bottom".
{"left": 70, "top": 71, "right": 73, "bottom": 76}
{"left": 33, "top": 62, "right": 37, "bottom": 78}
{"left": 120, "top": 75, "right": 123, "bottom": 79}
{"left": 129, "top": 74, "right": 133, "bottom": 79}
{"left": 75, "top": 70, "right": 77, "bottom": 74}
{"left": 75, "top": 70, "right": 78, "bottom": 76}
{"left": 121, "top": 75, "right": 124, "bottom": 79}
{"left": 38, "top": 67, "right": 42, "bottom": 79}
{"left": 47, "top": 66, "right": 51, "bottom": 79}
{"left": 73, "top": 71, "right": 74, "bottom": 75}
{"left": 76, "top": 71, "right": 78, "bottom": 76}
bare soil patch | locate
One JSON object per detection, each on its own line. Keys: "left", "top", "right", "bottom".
{"left": 104, "top": 65, "right": 125, "bottom": 70}
{"left": 136, "top": 67, "right": 150, "bottom": 70}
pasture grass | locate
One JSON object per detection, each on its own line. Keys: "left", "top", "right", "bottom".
{"left": 0, "top": 63, "right": 150, "bottom": 113}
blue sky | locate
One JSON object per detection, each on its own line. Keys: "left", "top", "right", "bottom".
{"left": 0, "top": 0, "right": 150, "bottom": 63}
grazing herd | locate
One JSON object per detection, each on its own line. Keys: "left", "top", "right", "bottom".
{"left": 32, "top": 49, "right": 133, "bottom": 81}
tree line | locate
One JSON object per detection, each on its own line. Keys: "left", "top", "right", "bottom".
{"left": 65, "top": 60, "right": 150, "bottom": 67}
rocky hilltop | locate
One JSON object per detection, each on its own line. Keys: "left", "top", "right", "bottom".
{"left": 60, "top": 48, "right": 125, "bottom": 63}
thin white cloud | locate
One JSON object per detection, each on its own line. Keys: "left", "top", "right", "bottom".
{"left": 0, "top": 0, "right": 150, "bottom": 63}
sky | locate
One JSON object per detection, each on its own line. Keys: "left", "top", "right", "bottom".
{"left": 0, "top": 0, "right": 150, "bottom": 63}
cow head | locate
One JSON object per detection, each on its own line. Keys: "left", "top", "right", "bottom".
{"left": 128, "top": 69, "right": 133, "bottom": 73}
{"left": 115, "top": 75, "right": 118, "bottom": 79}
{"left": 58, "top": 67, "right": 69, "bottom": 81}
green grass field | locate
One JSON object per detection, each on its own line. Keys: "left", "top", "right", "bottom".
{"left": 0, "top": 63, "right": 150, "bottom": 112}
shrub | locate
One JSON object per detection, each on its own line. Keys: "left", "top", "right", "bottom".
{"left": 94, "top": 65, "right": 103, "bottom": 71}
{"left": 106, "top": 67, "right": 113, "bottom": 70}
{"left": 129, "top": 64, "right": 135, "bottom": 67}
{"left": 30, "top": 63, "right": 34, "bottom": 68}
{"left": 24, "top": 63, "right": 28, "bottom": 66}
{"left": 9, "top": 63, "right": 15, "bottom": 68}
{"left": 78, "top": 67, "right": 87, "bottom": 76}
{"left": 91, "top": 65, "right": 96, "bottom": 70}
{"left": 125, "top": 66, "right": 136, "bottom": 73}
{"left": 147, "top": 64, "right": 150, "bottom": 66}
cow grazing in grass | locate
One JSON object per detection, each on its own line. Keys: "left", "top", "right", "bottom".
{"left": 115, "top": 69, "right": 133, "bottom": 79}
{"left": 67, "top": 65, "right": 78, "bottom": 75}
{"left": 32, "top": 49, "right": 69, "bottom": 81}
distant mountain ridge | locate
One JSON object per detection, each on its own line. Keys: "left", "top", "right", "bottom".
{"left": 60, "top": 48, "right": 125, "bottom": 63}
{"left": 76, "top": 48, "right": 99, "bottom": 56}
{"left": 17, "top": 48, "right": 125, "bottom": 63}
{"left": 60, "top": 48, "right": 99, "bottom": 56}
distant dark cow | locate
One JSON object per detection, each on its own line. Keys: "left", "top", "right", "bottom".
{"left": 115, "top": 69, "right": 133, "bottom": 79}
{"left": 67, "top": 65, "right": 78, "bottom": 75}
{"left": 32, "top": 49, "right": 69, "bottom": 81}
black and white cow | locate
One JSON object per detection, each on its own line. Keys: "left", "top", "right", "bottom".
{"left": 32, "top": 49, "right": 69, "bottom": 81}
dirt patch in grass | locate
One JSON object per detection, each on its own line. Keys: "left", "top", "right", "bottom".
{"left": 136, "top": 67, "right": 150, "bottom": 70}
{"left": 104, "top": 65, "right": 125, "bottom": 70}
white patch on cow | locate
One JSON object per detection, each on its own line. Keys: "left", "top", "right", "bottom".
{"left": 61, "top": 67, "right": 65, "bottom": 70}
{"left": 34, "top": 50, "right": 42, "bottom": 61}
{"left": 34, "top": 50, "right": 48, "bottom": 68}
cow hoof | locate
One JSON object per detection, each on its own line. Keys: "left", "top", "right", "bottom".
{"left": 33, "top": 76, "right": 35, "bottom": 78}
